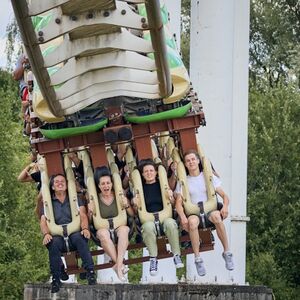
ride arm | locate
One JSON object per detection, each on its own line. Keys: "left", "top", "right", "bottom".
{"left": 79, "top": 206, "right": 91, "bottom": 239}
{"left": 168, "top": 173, "right": 177, "bottom": 191}
{"left": 168, "top": 162, "right": 178, "bottom": 191}
{"left": 40, "top": 215, "right": 52, "bottom": 245}
{"left": 166, "top": 188, "right": 175, "bottom": 206}
{"left": 175, "top": 193, "right": 188, "bottom": 228}
{"left": 215, "top": 186, "right": 230, "bottom": 219}
{"left": 17, "top": 165, "right": 34, "bottom": 182}
{"left": 132, "top": 191, "right": 141, "bottom": 211}
{"left": 122, "top": 195, "right": 135, "bottom": 217}
{"left": 13, "top": 56, "right": 27, "bottom": 81}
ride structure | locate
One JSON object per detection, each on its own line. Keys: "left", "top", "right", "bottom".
{"left": 12, "top": 0, "right": 219, "bottom": 277}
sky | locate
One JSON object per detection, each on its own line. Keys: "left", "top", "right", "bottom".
{"left": 0, "top": 1, "right": 14, "bottom": 69}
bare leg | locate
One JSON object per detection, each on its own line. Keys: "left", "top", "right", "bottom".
{"left": 115, "top": 226, "right": 130, "bottom": 280}
{"left": 97, "top": 229, "right": 117, "bottom": 263}
{"left": 187, "top": 215, "right": 201, "bottom": 257}
{"left": 209, "top": 211, "right": 229, "bottom": 252}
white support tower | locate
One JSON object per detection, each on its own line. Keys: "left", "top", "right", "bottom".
{"left": 188, "top": 0, "right": 250, "bottom": 284}
{"left": 164, "top": 0, "right": 182, "bottom": 49}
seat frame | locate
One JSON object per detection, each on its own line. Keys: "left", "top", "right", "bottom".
{"left": 63, "top": 228, "right": 214, "bottom": 274}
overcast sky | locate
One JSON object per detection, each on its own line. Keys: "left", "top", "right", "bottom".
{"left": 0, "top": 1, "right": 14, "bottom": 69}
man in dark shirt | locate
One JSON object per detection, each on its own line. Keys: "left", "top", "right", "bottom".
{"left": 40, "top": 174, "right": 96, "bottom": 293}
{"left": 136, "top": 160, "right": 183, "bottom": 276}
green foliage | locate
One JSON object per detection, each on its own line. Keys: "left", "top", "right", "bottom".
{"left": 5, "top": 19, "right": 22, "bottom": 71}
{"left": 128, "top": 247, "right": 142, "bottom": 283}
{"left": 246, "top": 252, "right": 297, "bottom": 299}
{"left": 250, "top": 0, "right": 300, "bottom": 88}
{"left": 247, "top": 85, "right": 300, "bottom": 299}
{"left": 248, "top": 4, "right": 300, "bottom": 296}
{"left": 0, "top": 70, "right": 48, "bottom": 299}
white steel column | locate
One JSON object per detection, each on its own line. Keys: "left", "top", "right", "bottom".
{"left": 189, "top": 0, "right": 250, "bottom": 284}
{"left": 164, "top": 0, "right": 182, "bottom": 49}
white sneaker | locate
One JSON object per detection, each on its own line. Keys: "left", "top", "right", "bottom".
{"left": 149, "top": 257, "right": 158, "bottom": 276}
{"left": 195, "top": 256, "right": 206, "bottom": 276}
{"left": 222, "top": 251, "right": 234, "bottom": 270}
{"left": 173, "top": 254, "right": 184, "bottom": 269}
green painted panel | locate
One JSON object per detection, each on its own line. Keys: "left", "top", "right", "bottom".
{"left": 40, "top": 118, "right": 108, "bottom": 139}
{"left": 125, "top": 102, "right": 192, "bottom": 124}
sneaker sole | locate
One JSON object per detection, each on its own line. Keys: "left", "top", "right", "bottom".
{"left": 175, "top": 263, "right": 184, "bottom": 269}
{"left": 60, "top": 275, "right": 69, "bottom": 281}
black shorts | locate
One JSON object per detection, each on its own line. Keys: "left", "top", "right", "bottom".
{"left": 197, "top": 202, "right": 223, "bottom": 229}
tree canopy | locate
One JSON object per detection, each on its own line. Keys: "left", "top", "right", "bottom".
{"left": 247, "top": 2, "right": 300, "bottom": 298}
{"left": 249, "top": 0, "right": 300, "bottom": 88}
{"left": 0, "top": 71, "right": 49, "bottom": 299}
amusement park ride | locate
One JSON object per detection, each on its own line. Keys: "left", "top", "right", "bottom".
{"left": 11, "top": 0, "right": 249, "bottom": 284}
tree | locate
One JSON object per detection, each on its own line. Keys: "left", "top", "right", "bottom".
{"left": 5, "top": 19, "right": 21, "bottom": 71}
{"left": 0, "top": 70, "right": 48, "bottom": 299}
{"left": 247, "top": 85, "right": 300, "bottom": 299}
{"left": 249, "top": 0, "right": 300, "bottom": 88}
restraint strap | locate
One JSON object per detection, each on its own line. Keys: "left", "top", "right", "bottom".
{"left": 153, "top": 212, "right": 161, "bottom": 237}
{"left": 108, "top": 218, "right": 116, "bottom": 243}
{"left": 197, "top": 202, "right": 206, "bottom": 229}
{"left": 62, "top": 224, "right": 70, "bottom": 252}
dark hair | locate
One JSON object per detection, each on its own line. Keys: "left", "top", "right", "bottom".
{"left": 137, "top": 159, "right": 158, "bottom": 183}
{"left": 138, "top": 159, "right": 157, "bottom": 173}
{"left": 94, "top": 166, "right": 112, "bottom": 193}
{"left": 183, "top": 149, "right": 203, "bottom": 174}
{"left": 49, "top": 173, "right": 66, "bottom": 196}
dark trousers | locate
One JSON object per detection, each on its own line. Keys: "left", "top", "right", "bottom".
{"left": 46, "top": 231, "right": 94, "bottom": 279}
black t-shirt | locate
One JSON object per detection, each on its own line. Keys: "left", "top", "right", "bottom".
{"left": 142, "top": 181, "right": 163, "bottom": 213}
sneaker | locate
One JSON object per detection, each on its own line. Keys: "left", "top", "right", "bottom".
{"left": 60, "top": 265, "right": 69, "bottom": 281}
{"left": 173, "top": 254, "right": 184, "bottom": 269}
{"left": 51, "top": 278, "right": 61, "bottom": 293}
{"left": 222, "top": 251, "right": 234, "bottom": 270}
{"left": 149, "top": 257, "right": 158, "bottom": 276}
{"left": 79, "top": 272, "right": 87, "bottom": 280}
{"left": 195, "top": 256, "right": 206, "bottom": 276}
{"left": 86, "top": 270, "right": 96, "bottom": 285}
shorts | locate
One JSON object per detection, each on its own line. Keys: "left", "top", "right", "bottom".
{"left": 198, "top": 202, "right": 223, "bottom": 229}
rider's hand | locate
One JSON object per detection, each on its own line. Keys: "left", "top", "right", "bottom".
{"left": 42, "top": 233, "right": 52, "bottom": 245}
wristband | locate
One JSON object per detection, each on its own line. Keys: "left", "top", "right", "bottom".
{"left": 81, "top": 228, "right": 89, "bottom": 231}
{"left": 43, "top": 232, "right": 50, "bottom": 237}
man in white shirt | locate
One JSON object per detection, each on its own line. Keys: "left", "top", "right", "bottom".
{"left": 175, "top": 149, "right": 234, "bottom": 276}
